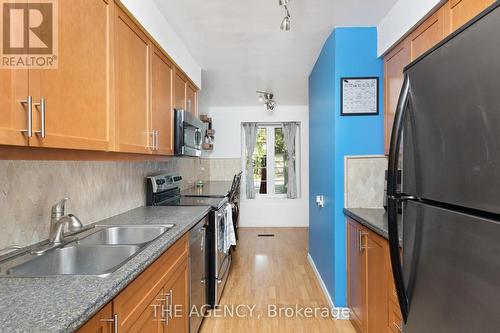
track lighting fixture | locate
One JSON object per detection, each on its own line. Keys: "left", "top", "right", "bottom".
{"left": 257, "top": 91, "right": 277, "bottom": 112}
{"left": 279, "top": 0, "right": 291, "bottom": 31}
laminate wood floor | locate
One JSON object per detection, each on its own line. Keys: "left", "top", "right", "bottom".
{"left": 199, "top": 227, "right": 355, "bottom": 333}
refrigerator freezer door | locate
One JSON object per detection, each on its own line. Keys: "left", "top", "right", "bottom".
{"left": 402, "top": 201, "right": 500, "bottom": 333}
{"left": 402, "top": 3, "right": 500, "bottom": 214}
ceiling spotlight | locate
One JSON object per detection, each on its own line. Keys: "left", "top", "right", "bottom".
{"left": 280, "top": 15, "right": 291, "bottom": 31}
{"left": 280, "top": 3, "right": 291, "bottom": 31}
{"left": 257, "top": 91, "right": 277, "bottom": 112}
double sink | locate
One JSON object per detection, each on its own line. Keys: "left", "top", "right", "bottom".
{"left": 1, "top": 225, "right": 174, "bottom": 277}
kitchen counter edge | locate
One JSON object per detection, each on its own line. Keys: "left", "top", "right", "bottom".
{"left": 343, "top": 207, "right": 402, "bottom": 244}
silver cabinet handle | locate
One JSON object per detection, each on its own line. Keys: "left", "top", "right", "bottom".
{"left": 155, "top": 130, "right": 159, "bottom": 150}
{"left": 393, "top": 321, "right": 402, "bottom": 332}
{"left": 147, "top": 131, "right": 155, "bottom": 150}
{"left": 19, "top": 96, "right": 33, "bottom": 137}
{"left": 164, "top": 289, "right": 173, "bottom": 325}
{"left": 360, "top": 231, "right": 369, "bottom": 252}
{"left": 358, "top": 230, "right": 362, "bottom": 253}
{"left": 358, "top": 230, "right": 369, "bottom": 252}
{"left": 100, "top": 314, "right": 118, "bottom": 333}
{"left": 33, "top": 98, "right": 46, "bottom": 138}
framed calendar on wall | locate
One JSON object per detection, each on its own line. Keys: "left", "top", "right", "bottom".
{"left": 340, "top": 77, "right": 379, "bottom": 116}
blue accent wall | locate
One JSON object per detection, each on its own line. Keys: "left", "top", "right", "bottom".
{"left": 309, "top": 27, "right": 384, "bottom": 307}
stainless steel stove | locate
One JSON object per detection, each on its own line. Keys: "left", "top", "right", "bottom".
{"left": 146, "top": 174, "right": 232, "bottom": 313}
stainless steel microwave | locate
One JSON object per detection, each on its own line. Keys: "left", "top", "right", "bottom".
{"left": 174, "top": 109, "right": 203, "bottom": 157}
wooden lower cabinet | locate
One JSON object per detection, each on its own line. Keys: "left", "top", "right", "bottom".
{"left": 164, "top": 260, "right": 189, "bottom": 333}
{"left": 347, "top": 217, "right": 391, "bottom": 333}
{"left": 347, "top": 220, "right": 367, "bottom": 333}
{"left": 77, "top": 302, "right": 114, "bottom": 333}
{"left": 77, "top": 235, "right": 189, "bottom": 333}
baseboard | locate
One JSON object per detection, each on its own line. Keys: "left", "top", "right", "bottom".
{"left": 307, "top": 253, "right": 350, "bottom": 320}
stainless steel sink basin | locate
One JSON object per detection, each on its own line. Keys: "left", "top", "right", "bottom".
{"left": 6, "top": 245, "right": 140, "bottom": 277}
{"left": 78, "top": 225, "right": 174, "bottom": 245}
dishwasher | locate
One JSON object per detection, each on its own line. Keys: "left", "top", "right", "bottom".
{"left": 189, "top": 217, "right": 208, "bottom": 333}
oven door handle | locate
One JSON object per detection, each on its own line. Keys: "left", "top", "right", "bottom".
{"left": 216, "top": 255, "right": 232, "bottom": 284}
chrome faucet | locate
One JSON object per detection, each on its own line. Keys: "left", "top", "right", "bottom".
{"left": 49, "top": 198, "right": 83, "bottom": 244}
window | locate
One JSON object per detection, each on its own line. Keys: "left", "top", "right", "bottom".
{"left": 246, "top": 124, "right": 300, "bottom": 197}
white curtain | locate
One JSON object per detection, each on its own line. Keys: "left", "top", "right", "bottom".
{"left": 243, "top": 123, "right": 258, "bottom": 199}
{"left": 283, "top": 123, "right": 298, "bottom": 199}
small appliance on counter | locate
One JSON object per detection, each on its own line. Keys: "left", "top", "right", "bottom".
{"left": 146, "top": 174, "right": 233, "bottom": 312}
{"left": 174, "top": 109, "right": 204, "bottom": 157}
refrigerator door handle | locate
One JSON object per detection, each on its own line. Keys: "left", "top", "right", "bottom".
{"left": 387, "top": 73, "right": 411, "bottom": 324}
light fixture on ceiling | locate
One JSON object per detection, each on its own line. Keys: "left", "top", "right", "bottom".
{"left": 257, "top": 91, "right": 276, "bottom": 111}
{"left": 279, "top": 0, "right": 291, "bottom": 31}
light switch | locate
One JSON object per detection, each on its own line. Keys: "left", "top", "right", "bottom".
{"left": 316, "top": 195, "right": 324, "bottom": 208}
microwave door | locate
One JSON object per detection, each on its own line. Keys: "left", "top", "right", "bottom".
{"left": 183, "top": 125, "right": 202, "bottom": 157}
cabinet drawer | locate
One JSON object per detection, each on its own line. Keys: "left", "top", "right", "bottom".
{"left": 388, "top": 301, "right": 403, "bottom": 333}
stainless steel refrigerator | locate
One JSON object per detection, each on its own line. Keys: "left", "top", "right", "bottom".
{"left": 387, "top": 2, "right": 500, "bottom": 332}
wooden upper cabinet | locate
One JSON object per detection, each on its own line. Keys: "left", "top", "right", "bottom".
{"left": 383, "top": 40, "right": 410, "bottom": 155}
{"left": 347, "top": 219, "right": 368, "bottom": 333}
{"left": 446, "top": 0, "right": 495, "bottom": 32}
{"left": 408, "top": 6, "right": 449, "bottom": 61}
{"left": 77, "top": 302, "right": 114, "bottom": 333}
{"left": 22, "top": 0, "right": 112, "bottom": 151}
{"left": 0, "top": 69, "right": 29, "bottom": 146}
{"left": 152, "top": 47, "right": 174, "bottom": 155}
{"left": 186, "top": 82, "right": 198, "bottom": 116}
{"left": 173, "top": 70, "right": 187, "bottom": 111}
{"left": 115, "top": 6, "right": 152, "bottom": 154}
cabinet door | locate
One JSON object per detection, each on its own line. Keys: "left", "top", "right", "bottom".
{"left": 366, "top": 230, "right": 389, "bottom": 333}
{"left": 186, "top": 82, "right": 198, "bottom": 116}
{"left": 127, "top": 289, "right": 165, "bottom": 333}
{"left": 447, "top": 0, "right": 495, "bottom": 32}
{"left": 408, "top": 7, "right": 448, "bottom": 61}
{"left": 77, "top": 302, "right": 114, "bottom": 333}
{"left": 383, "top": 40, "right": 410, "bottom": 155}
{"left": 164, "top": 260, "right": 189, "bottom": 333}
{"left": 173, "top": 70, "right": 187, "bottom": 110}
{"left": 152, "top": 47, "right": 174, "bottom": 155}
{"left": 0, "top": 69, "right": 29, "bottom": 146}
{"left": 29, "top": 0, "right": 112, "bottom": 151}
{"left": 347, "top": 219, "right": 367, "bottom": 333}
{"left": 115, "top": 7, "right": 152, "bottom": 154}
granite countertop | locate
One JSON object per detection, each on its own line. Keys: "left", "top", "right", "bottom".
{"left": 343, "top": 208, "right": 402, "bottom": 244}
{"left": 181, "top": 180, "right": 233, "bottom": 198}
{"left": 0, "top": 205, "right": 211, "bottom": 333}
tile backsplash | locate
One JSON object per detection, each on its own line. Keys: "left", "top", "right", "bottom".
{"left": 206, "top": 158, "right": 241, "bottom": 181}
{"left": 0, "top": 158, "right": 208, "bottom": 249}
{"left": 344, "top": 156, "right": 387, "bottom": 209}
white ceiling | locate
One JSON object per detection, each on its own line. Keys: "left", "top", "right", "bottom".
{"left": 154, "top": 0, "right": 397, "bottom": 107}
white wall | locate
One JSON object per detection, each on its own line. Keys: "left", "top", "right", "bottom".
{"left": 377, "top": 0, "right": 444, "bottom": 56}
{"left": 205, "top": 105, "right": 309, "bottom": 228}
{"left": 121, "top": 0, "right": 202, "bottom": 88}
